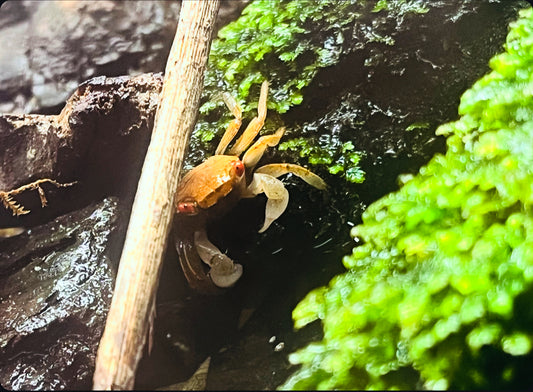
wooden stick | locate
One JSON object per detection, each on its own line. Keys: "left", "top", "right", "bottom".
{"left": 93, "top": 1, "right": 220, "bottom": 389}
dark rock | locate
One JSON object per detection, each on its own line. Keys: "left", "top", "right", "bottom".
{"left": 0, "top": 197, "right": 121, "bottom": 390}
{"left": 134, "top": 273, "right": 244, "bottom": 389}
{"left": 0, "top": 15, "right": 31, "bottom": 112}
{"left": 286, "top": 0, "right": 528, "bottom": 209}
{"left": 0, "top": 73, "right": 163, "bottom": 390}
{"left": 0, "top": 0, "right": 178, "bottom": 114}
{"left": 214, "top": 0, "right": 250, "bottom": 32}
{"left": 0, "top": 1, "right": 28, "bottom": 28}
{"left": 0, "top": 1, "right": 251, "bottom": 389}
{"left": 26, "top": 1, "right": 178, "bottom": 112}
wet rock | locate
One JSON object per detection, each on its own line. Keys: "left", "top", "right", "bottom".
{"left": 0, "top": 0, "right": 249, "bottom": 114}
{"left": 0, "top": 2, "right": 252, "bottom": 390}
{"left": 0, "top": 197, "right": 121, "bottom": 390}
{"left": 286, "top": 0, "right": 528, "bottom": 208}
{"left": 0, "top": 73, "right": 164, "bottom": 390}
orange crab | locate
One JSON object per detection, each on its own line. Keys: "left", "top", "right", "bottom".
{"left": 174, "top": 81, "right": 326, "bottom": 293}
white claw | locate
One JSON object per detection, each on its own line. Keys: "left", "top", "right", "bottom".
{"left": 209, "top": 254, "right": 243, "bottom": 288}
{"left": 194, "top": 230, "right": 243, "bottom": 288}
{"left": 260, "top": 193, "right": 289, "bottom": 233}
{"left": 247, "top": 173, "right": 289, "bottom": 233}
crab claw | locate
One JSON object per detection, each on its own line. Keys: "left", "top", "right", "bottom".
{"left": 246, "top": 172, "right": 289, "bottom": 233}
{"left": 194, "top": 230, "right": 243, "bottom": 288}
{"left": 209, "top": 254, "right": 243, "bottom": 288}
{"left": 244, "top": 164, "right": 326, "bottom": 233}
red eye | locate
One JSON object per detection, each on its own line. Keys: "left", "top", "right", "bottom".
{"left": 177, "top": 202, "right": 197, "bottom": 215}
{"left": 232, "top": 160, "right": 245, "bottom": 177}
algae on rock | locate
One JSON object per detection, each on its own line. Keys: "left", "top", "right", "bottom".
{"left": 282, "top": 6, "right": 533, "bottom": 390}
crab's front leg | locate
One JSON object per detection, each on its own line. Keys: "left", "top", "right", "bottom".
{"left": 245, "top": 172, "right": 289, "bottom": 233}
{"left": 244, "top": 164, "right": 327, "bottom": 233}
{"left": 175, "top": 225, "right": 217, "bottom": 293}
{"left": 174, "top": 223, "right": 242, "bottom": 292}
{"left": 256, "top": 163, "right": 327, "bottom": 190}
{"left": 194, "top": 229, "right": 243, "bottom": 288}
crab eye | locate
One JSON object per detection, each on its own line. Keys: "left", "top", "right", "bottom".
{"left": 232, "top": 160, "right": 245, "bottom": 177}
{"left": 177, "top": 201, "right": 198, "bottom": 215}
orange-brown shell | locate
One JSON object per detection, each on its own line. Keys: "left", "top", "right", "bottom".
{"left": 176, "top": 155, "right": 244, "bottom": 210}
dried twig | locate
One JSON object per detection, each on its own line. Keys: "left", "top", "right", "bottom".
{"left": 0, "top": 178, "right": 76, "bottom": 216}
{"left": 93, "top": 1, "right": 220, "bottom": 389}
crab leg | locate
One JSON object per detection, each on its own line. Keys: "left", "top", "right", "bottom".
{"left": 228, "top": 80, "right": 269, "bottom": 155}
{"left": 194, "top": 229, "right": 243, "bottom": 288}
{"left": 242, "top": 127, "right": 285, "bottom": 170}
{"left": 243, "top": 164, "right": 326, "bottom": 233}
{"left": 215, "top": 92, "right": 242, "bottom": 155}
{"left": 174, "top": 229, "right": 218, "bottom": 292}
{"left": 256, "top": 163, "right": 327, "bottom": 190}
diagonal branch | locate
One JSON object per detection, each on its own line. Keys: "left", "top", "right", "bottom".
{"left": 92, "top": 1, "right": 220, "bottom": 389}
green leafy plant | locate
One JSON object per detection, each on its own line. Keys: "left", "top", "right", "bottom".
{"left": 282, "top": 6, "right": 533, "bottom": 390}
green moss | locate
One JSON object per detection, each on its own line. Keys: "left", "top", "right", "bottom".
{"left": 279, "top": 138, "right": 365, "bottom": 183}
{"left": 191, "top": 0, "right": 365, "bottom": 178}
{"left": 282, "top": 6, "right": 533, "bottom": 390}
{"left": 199, "top": 0, "right": 361, "bottom": 116}
{"left": 191, "top": 0, "right": 442, "bottom": 180}
{"left": 373, "top": 0, "right": 430, "bottom": 14}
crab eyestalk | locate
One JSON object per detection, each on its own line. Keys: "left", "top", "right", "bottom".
{"left": 177, "top": 200, "right": 199, "bottom": 215}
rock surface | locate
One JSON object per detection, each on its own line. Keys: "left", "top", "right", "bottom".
{"left": 0, "top": 0, "right": 249, "bottom": 114}
{"left": 0, "top": 198, "right": 120, "bottom": 390}
{"left": 0, "top": 1, "right": 250, "bottom": 390}
{"left": 0, "top": 74, "right": 164, "bottom": 390}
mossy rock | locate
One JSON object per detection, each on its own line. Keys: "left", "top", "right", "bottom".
{"left": 198, "top": 0, "right": 529, "bottom": 390}
{"left": 283, "top": 5, "right": 533, "bottom": 390}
